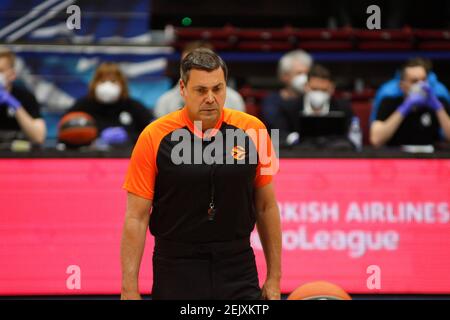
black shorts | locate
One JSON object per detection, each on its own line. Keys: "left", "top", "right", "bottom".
{"left": 151, "top": 237, "right": 261, "bottom": 300}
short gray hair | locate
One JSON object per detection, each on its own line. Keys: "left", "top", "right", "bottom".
{"left": 278, "top": 50, "right": 313, "bottom": 77}
{"left": 180, "top": 48, "right": 228, "bottom": 85}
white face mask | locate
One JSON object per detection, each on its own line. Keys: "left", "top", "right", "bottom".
{"left": 408, "top": 81, "right": 427, "bottom": 97}
{"left": 0, "top": 72, "right": 7, "bottom": 88}
{"left": 306, "top": 90, "right": 330, "bottom": 109}
{"left": 95, "top": 81, "right": 122, "bottom": 104}
{"left": 291, "top": 73, "right": 307, "bottom": 93}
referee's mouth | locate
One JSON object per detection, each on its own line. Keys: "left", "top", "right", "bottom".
{"left": 199, "top": 107, "right": 219, "bottom": 113}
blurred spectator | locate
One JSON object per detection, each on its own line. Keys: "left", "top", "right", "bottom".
{"left": 65, "top": 62, "right": 153, "bottom": 147}
{"left": 273, "top": 64, "right": 354, "bottom": 149}
{"left": 261, "top": 50, "right": 313, "bottom": 130}
{"left": 0, "top": 48, "right": 46, "bottom": 147}
{"left": 370, "top": 58, "right": 450, "bottom": 148}
{"left": 370, "top": 58, "right": 450, "bottom": 124}
{"left": 154, "top": 41, "right": 245, "bottom": 118}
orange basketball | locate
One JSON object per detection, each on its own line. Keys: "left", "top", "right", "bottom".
{"left": 58, "top": 112, "right": 98, "bottom": 147}
{"left": 287, "top": 281, "right": 352, "bottom": 300}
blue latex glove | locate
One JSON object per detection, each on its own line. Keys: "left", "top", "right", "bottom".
{"left": 422, "top": 83, "right": 444, "bottom": 112}
{"left": 100, "top": 126, "right": 129, "bottom": 145}
{"left": 397, "top": 92, "right": 427, "bottom": 117}
{"left": 0, "top": 87, "right": 21, "bottom": 111}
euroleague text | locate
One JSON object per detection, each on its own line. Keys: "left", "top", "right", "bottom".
{"left": 250, "top": 201, "right": 449, "bottom": 258}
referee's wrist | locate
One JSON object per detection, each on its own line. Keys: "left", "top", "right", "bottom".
{"left": 121, "top": 283, "right": 139, "bottom": 293}
{"left": 266, "top": 273, "right": 282, "bottom": 282}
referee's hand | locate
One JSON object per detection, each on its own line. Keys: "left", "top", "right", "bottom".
{"left": 261, "top": 278, "right": 281, "bottom": 300}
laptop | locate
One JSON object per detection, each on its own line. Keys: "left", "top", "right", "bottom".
{"left": 298, "top": 111, "right": 349, "bottom": 139}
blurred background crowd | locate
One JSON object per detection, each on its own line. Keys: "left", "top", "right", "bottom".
{"left": 1, "top": 0, "right": 450, "bottom": 153}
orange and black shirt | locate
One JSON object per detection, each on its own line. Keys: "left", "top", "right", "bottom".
{"left": 123, "top": 107, "right": 278, "bottom": 243}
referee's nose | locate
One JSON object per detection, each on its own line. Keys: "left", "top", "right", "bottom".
{"left": 205, "top": 90, "right": 215, "bottom": 104}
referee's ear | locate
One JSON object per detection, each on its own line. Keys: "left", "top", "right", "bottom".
{"left": 180, "top": 79, "right": 187, "bottom": 99}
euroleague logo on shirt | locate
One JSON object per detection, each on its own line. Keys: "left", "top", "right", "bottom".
{"left": 169, "top": 121, "right": 279, "bottom": 175}
{"left": 231, "top": 146, "right": 246, "bottom": 160}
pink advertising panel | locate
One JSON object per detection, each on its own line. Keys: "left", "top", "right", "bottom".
{"left": 0, "top": 158, "right": 449, "bottom": 295}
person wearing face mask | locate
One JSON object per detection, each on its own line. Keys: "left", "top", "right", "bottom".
{"left": 371, "top": 58, "right": 450, "bottom": 148}
{"left": 0, "top": 48, "right": 46, "bottom": 148}
{"left": 272, "top": 64, "right": 354, "bottom": 149}
{"left": 261, "top": 50, "right": 313, "bottom": 130}
{"left": 370, "top": 58, "right": 450, "bottom": 125}
{"left": 65, "top": 62, "right": 153, "bottom": 148}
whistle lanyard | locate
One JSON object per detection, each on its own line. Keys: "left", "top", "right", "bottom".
{"left": 207, "top": 163, "right": 217, "bottom": 221}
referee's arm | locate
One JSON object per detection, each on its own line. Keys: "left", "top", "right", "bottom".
{"left": 255, "top": 182, "right": 282, "bottom": 300}
{"left": 120, "top": 192, "right": 152, "bottom": 300}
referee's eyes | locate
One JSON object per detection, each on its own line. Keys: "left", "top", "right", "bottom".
{"left": 195, "top": 87, "right": 222, "bottom": 95}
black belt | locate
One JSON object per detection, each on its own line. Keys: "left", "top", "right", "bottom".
{"left": 154, "top": 237, "right": 252, "bottom": 259}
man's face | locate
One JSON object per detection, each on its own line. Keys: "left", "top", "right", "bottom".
{"left": 0, "top": 57, "right": 16, "bottom": 89}
{"left": 400, "top": 66, "right": 427, "bottom": 94}
{"left": 305, "top": 76, "right": 334, "bottom": 94}
{"left": 180, "top": 68, "right": 226, "bottom": 130}
{"left": 281, "top": 60, "right": 310, "bottom": 86}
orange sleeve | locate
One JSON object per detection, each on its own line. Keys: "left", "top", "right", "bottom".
{"left": 249, "top": 118, "right": 279, "bottom": 189}
{"left": 122, "top": 127, "right": 157, "bottom": 200}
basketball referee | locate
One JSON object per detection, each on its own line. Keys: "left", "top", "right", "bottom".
{"left": 120, "top": 48, "right": 281, "bottom": 300}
